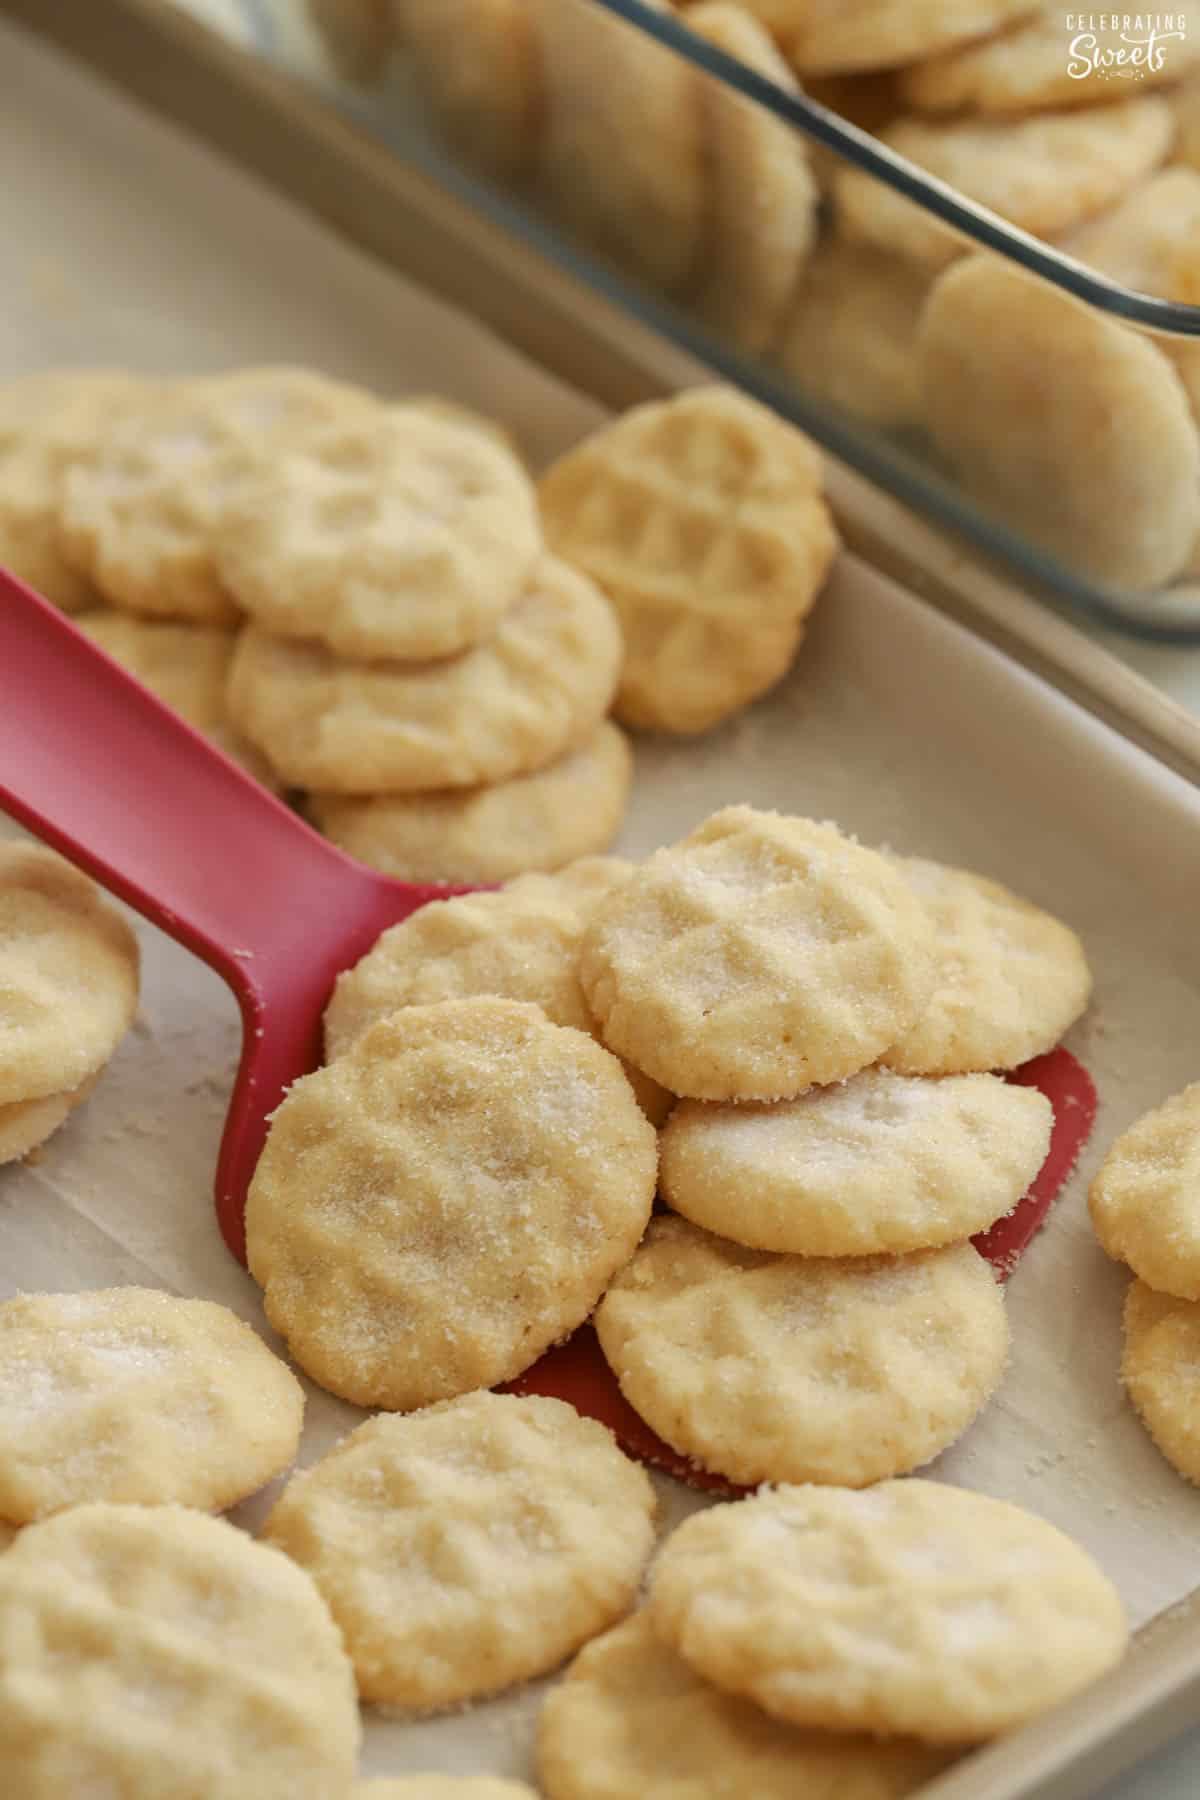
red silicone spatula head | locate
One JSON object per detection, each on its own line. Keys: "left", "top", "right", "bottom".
{"left": 0, "top": 572, "right": 466, "bottom": 1264}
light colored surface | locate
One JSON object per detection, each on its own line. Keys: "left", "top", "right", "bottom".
{"left": 6, "top": 9, "right": 1200, "bottom": 1793}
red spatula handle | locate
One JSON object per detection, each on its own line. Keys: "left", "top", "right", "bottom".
{"left": 0, "top": 572, "right": 371, "bottom": 986}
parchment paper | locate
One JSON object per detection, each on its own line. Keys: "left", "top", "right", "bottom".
{"left": 4, "top": 15, "right": 1200, "bottom": 1784}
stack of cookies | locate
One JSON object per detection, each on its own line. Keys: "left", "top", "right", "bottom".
{"left": 0, "top": 843, "right": 139, "bottom": 1166}
{"left": 243, "top": 803, "right": 1092, "bottom": 1496}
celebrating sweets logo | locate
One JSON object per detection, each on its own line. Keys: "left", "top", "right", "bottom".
{"left": 1065, "top": 13, "right": 1189, "bottom": 79}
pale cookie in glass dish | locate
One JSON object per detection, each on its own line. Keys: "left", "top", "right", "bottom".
{"left": 323, "top": 858, "right": 671, "bottom": 1125}
{"left": 398, "top": 0, "right": 541, "bottom": 180}
{"left": 306, "top": 720, "right": 633, "bottom": 885}
{"left": 919, "top": 255, "right": 1200, "bottom": 592}
{"left": 227, "top": 557, "right": 621, "bottom": 793}
{"left": 0, "top": 1288, "right": 304, "bottom": 1523}
{"left": 263, "top": 1393, "right": 656, "bottom": 1708}
{"left": 777, "top": 240, "right": 930, "bottom": 431}
{"left": 0, "top": 367, "right": 142, "bottom": 614}
{"left": 0, "top": 1073, "right": 99, "bottom": 1168}
{"left": 0, "top": 841, "right": 139, "bottom": 1107}
{"left": 217, "top": 408, "right": 542, "bottom": 661}
{"left": 684, "top": 5, "right": 819, "bottom": 355}
{"left": 579, "top": 807, "right": 935, "bottom": 1101}
{"left": 735, "top": 0, "right": 1039, "bottom": 75}
{"left": 77, "top": 609, "right": 282, "bottom": 789}
{"left": 883, "top": 854, "right": 1092, "bottom": 1074}
{"left": 899, "top": 2, "right": 1200, "bottom": 112}
{"left": 246, "top": 997, "right": 657, "bottom": 1410}
{"left": 594, "top": 1215, "right": 1008, "bottom": 1488}
{"left": 660, "top": 1067, "right": 1052, "bottom": 1255}
{"left": 1089, "top": 1083, "right": 1200, "bottom": 1299}
{"left": 649, "top": 1481, "right": 1128, "bottom": 1743}
{"left": 200, "top": 364, "right": 381, "bottom": 445}
{"left": 1122, "top": 1279, "right": 1200, "bottom": 1486}
{"left": 540, "top": 387, "right": 838, "bottom": 735}
{"left": 534, "top": 0, "right": 705, "bottom": 293}
{"left": 0, "top": 1503, "right": 360, "bottom": 1799}
{"left": 58, "top": 379, "right": 270, "bottom": 625}
{"left": 537, "top": 1611, "right": 957, "bottom": 1800}
{"left": 835, "top": 95, "right": 1174, "bottom": 272}
{"left": 357, "top": 1782, "right": 538, "bottom": 1798}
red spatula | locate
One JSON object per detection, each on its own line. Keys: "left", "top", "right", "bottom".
{"left": 0, "top": 572, "right": 456, "bottom": 1266}
{"left": 0, "top": 570, "right": 1096, "bottom": 1491}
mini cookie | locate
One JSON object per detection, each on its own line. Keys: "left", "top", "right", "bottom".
{"left": 540, "top": 388, "right": 838, "bottom": 734}
{"left": 399, "top": 0, "right": 541, "bottom": 178}
{"left": 918, "top": 256, "right": 1200, "bottom": 592}
{"left": 0, "top": 1288, "right": 304, "bottom": 1523}
{"left": 778, "top": 240, "right": 929, "bottom": 430}
{"left": 246, "top": 998, "right": 657, "bottom": 1410}
{"left": 660, "top": 1068, "right": 1053, "bottom": 1255}
{"left": 0, "top": 1503, "right": 360, "bottom": 1798}
{"left": 58, "top": 380, "right": 267, "bottom": 624}
{"left": 77, "top": 610, "right": 281, "bottom": 788}
{"left": 580, "top": 807, "right": 935, "bottom": 1101}
{"left": 537, "top": 1611, "right": 956, "bottom": 1800}
{"left": 649, "top": 1481, "right": 1128, "bottom": 1742}
{"left": 1122, "top": 1279, "right": 1200, "bottom": 1486}
{"left": 754, "top": 0, "right": 1039, "bottom": 75}
{"left": 227, "top": 557, "right": 621, "bottom": 793}
{"left": 685, "top": 5, "right": 819, "bottom": 354}
{"left": 306, "top": 720, "right": 633, "bottom": 885}
{"left": 884, "top": 855, "right": 1092, "bottom": 1074}
{"left": 0, "top": 1074, "right": 98, "bottom": 1167}
{"left": 357, "top": 1783, "right": 537, "bottom": 1798}
{"left": 1089, "top": 1084, "right": 1200, "bottom": 1299}
{"left": 535, "top": 0, "right": 705, "bottom": 292}
{"left": 0, "top": 842, "right": 139, "bottom": 1105}
{"left": 836, "top": 97, "right": 1174, "bottom": 271}
{"left": 325, "top": 859, "right": 634, "bottom": 1056}
{"left": 217, "top": 409, "right": 542, "bottom": 661}
{"left": 0, "top": 369, "right": 140, "bottom": 614}
{"left": 595, "top": 1215, "right": 1008, "bottom": 1487}
{"left": 900, "top": 4, "right": 1200, "bottom": 112}
{"left": 263, "top": 1393, "right": 656, "bottom": 1708}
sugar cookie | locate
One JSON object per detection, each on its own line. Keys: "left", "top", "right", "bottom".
{"left": 77, "top": 610, "right": 281, "bottom": 788}
{"left": 217, "top": 409, "right": 542, "bottom": 661}
{"left": 58, "top": 380, "right": 267, "bottom": 624}
{"left": 537, "top": 1611, "right": 956, "bottom": 1800}
{"left": 0, "top": 1503, "right": 360, "bottom": 1798}
{"left": 399, "top": 0, "right": 540, "bottom": 178}
{"left": 685, "top": 5, "right": 818, "bottom": 354}
{"left": 836, "top": 98, "right": 1174, "bottom": 271}
{"left": 0, "top": 369, "right": 139, "bottom": 613}
{"left": 921, "top": 255, "right": 1200, "bottom": 591}
{"left": 649, "top": 1481, "right": 1128, "bottom": 1742}
{"left": 0, "top": 1288, "right": 304, "bottom": 1523}
{"left": 306, "top": 721, "right": 632, "bottom": 885}
{"left": 1122, "top": 1279, "right": 1200, "bottom": 1486}
{"left": 1171, "top": 68, "right": 1200, "bottom": 171}
{"left": 540, "top": 388, "right": 838, "bottom": 734}
{"left": 203, "top": 364, "right": 381, "bottom": 442}
{"left": 759, "top": 0, "right": 1040, "bottom": 75}
{"left": 1089, "top": 1083, "right": 1200, "bottom": 1299}
{"left": 778, "top": 240, "right": 929, "bottom": 430}
{"left": 0, "top": 1074, "right": 98, "bottom": 1167}
{"left": 883, "top": 855, "right": 1092, "bottom": 1074}
{"left": 325, "top": 860, "right": 634, "bottom": 1056}
{"left": 264, "top": 1393, "right": 655, "bottom": 1707}
{"left": 580, "top": 807, "right": 935, "bottom": 1101}
{"left": 660, "top": 1068, "right": 1052, "bottom": 1255}
{"left": 246, "top": 998, "right": 657, "bottom": 1410}
{"left": 535, "top": 0, "right": 705, "bottom": 292}
{"left": 900, "top": 4, "right": 1200, "bottom": 113}
{"left": 0, "top": 842, "right": 139, "bottom": 1105}
{"left": 227, "top": 557, "right": 621, "bottom": 793}
{"left": 595, "top": 1215, "right": 1008, "bottom": 1486}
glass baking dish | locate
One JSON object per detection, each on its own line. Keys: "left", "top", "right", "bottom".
{"left": 189, "top": 0, "right": 1200, "bottom": 641}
